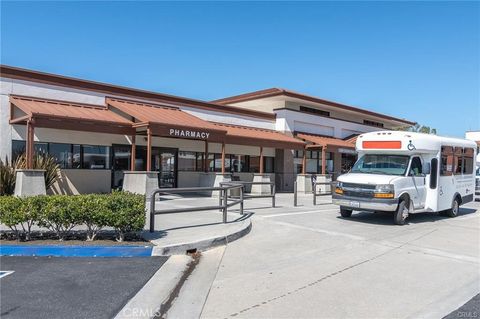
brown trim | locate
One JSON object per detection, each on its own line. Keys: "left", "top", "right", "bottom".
{"left": 214, "top": 88, "right": 415, "bottom": 126}
{"left": 146, "top": 126, "right": 152, "bottom": 171}
{"left": 1, "top": 65, "right": 275, "bottom": 120}
{"left": 130, "top": 134, "right": 136, "bottom": 171}
{"left": 259, "top": 146, "right": 264, "bottom": 174}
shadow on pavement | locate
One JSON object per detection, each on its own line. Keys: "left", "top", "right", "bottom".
{"left": 336, "top": 207, "right": 478, "bottom": 226}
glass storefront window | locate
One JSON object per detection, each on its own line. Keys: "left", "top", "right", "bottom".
{"left": 82, "top": 145, "right": 110, "bottom": 169}
{"left": 49, "top": 143, "right": 73, "bottom": 169}
{"left": 196, "top": 153, "right": 204, "bottom": 172}
{"left": 231, "top": 155, "right": 248, "bottom": 173}
{"left": 11, "top": 140, "right": 26, "bottom": 161}
{"left": 178, "top": 151, "right": 196, "bottom": 171}
{"left": 264, "top": 157, "right": 275, "bottom": 173}
{"left": 72, "top": 145, "right": 82, "bottom": 168}
{"left": 249, "top": 156, "right": 260, "bottom": 173}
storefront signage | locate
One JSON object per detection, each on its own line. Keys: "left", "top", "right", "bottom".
{"left": 169, "top": 128, "right": 210, "bottom": 140}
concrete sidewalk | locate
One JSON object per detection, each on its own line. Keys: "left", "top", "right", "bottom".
{"left": 144, "top": 195, "right": 253, "bottom": 255}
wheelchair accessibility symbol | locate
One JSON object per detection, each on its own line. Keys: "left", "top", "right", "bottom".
{"left": 407, "top": 140, "right": 416, "bottom": 151}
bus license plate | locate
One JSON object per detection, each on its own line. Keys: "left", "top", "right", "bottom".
{"left": 350, "top": 201, "right": 360, "bottom": 208}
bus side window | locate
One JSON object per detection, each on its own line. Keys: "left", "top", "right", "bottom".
{"left": 463, "top": 148, "right": 475, "bottom": 174}
{"left": 430, "top": 158, "right": 438, "bottom": 189}
{"left": 440, "top": 146, "right": 453, "bottom": 176}
{"left": 409, "top": 157, "right": 423, "bottom": 176}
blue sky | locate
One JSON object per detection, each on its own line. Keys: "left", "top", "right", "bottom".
{"left": 1, "top": 1, "right": 479, "bottom": 137}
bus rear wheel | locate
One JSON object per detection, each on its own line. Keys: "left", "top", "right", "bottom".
{"left": 340, "top": 207, "right": 352, "bottom": 218}
{"left": 445, "top": 197, "right": 460, "bottom": 218}
{"left": 394, "top": 200, "right": 408, "bottom": 225}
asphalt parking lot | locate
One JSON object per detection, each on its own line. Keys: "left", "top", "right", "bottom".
{"left": 198, "top": 195, "right": 480, "bottom": 318}
{"left": 0, "top": 256, "right": 168, "bottom": 319}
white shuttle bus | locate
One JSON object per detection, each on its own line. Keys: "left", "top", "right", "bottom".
{"left": 332, "top": 131, "right": 477, "bottom": 225}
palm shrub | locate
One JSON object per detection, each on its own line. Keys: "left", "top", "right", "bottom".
{"left": 14, "top": 154, "right": 60, "bottom": 190}
{"left": 38, "top": 195, "right": 81, "bottom": 240}
{"left": 0, "top": 154, "right": 60, "bottom": 196}
{"left": 0, "top": 158, "right": 16, "bottom": 196}
{"left": 106, "top": 191, "right": 145, "bottom": 242}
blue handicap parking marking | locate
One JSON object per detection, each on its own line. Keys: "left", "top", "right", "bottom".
{"left": 0, "top": 245, "right": 153, "bottom": 257}
{"left": 0, "top": 271, "right": 14, "bottom": 278}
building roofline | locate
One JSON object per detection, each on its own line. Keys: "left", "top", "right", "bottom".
{"left": 0, "top": 65, "right": 276, "bottom": 121}
{"left": 212, "top": 87, "right": 416, "bottom": 126}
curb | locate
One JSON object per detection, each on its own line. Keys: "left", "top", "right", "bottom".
{"left": 151, "top": 219, "right": 252, "bottom": 256}
{"left": 114, "top": 255, "right": 192, "bottom": 319}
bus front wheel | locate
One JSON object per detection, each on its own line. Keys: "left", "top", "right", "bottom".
{"left": 394, "top": 200, "right": 408, "bottom": 225}
{"left": 340, "top": 207, "right": 352, "bottom": 218}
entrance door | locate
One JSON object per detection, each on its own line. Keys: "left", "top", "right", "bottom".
{"left": 409, "top": 156, "right": 427, "bottom": 209}
{"left": 152, "top": 148, "right": 178, "bottom": 188}
{"left": 112, "top": 144, "right": 131, "bottom": 189}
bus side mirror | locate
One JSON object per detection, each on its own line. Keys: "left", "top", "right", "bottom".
{"left": 423, "top": 163, "right": 431, "bottom": 175}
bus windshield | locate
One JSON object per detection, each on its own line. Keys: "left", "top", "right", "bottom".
{"left": 351, "top": 154, "right": 410, "bottom": 176}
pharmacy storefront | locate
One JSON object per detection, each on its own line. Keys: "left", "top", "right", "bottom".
{"left": 1, "top": 65, "right": 414, "bottom": 194}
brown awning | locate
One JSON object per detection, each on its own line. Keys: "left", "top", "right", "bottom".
{"left": 212, "top": 123, "right": 306, "bottom": 149}
{"left": 296, "top": 132, "right": 356, "bottom": 149}
{"left": 106, "top": 97, "right": 227, "bottom": 141}
{"left": 9, "top": 95, "right": 134, "bottom": 134}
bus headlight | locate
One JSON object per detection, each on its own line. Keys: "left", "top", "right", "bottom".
{"left": 374, "top": 184, "right": 394, "bottom": 198}
{"left": 335, "top": 182, "right": 344, "bottom": 195}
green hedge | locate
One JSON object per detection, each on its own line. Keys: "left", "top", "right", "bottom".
{"left": 0, "top": 191, "right": 145, "bottom": 242}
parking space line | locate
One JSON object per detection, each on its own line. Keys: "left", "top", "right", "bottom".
{"left": 0, "top": 271, "right": 14, "bottom": 278}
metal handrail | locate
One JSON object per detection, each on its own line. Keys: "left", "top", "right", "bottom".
{"left": 220, "top": 181, "right": 276, "bottom": 208}
{"left": 149, "top": 185, "right": 244, "bottom": 232}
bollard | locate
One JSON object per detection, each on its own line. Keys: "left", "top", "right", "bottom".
{"left": 272, "top": 184, "right": 276, "bottom": 208}
{"left": 294, "top": 180, "right": 298, "bottom": 207}
{"left": 223, "top": 188, "right": 228, "bottom": 223}
{"left": 219, "top": 189, "right": 223, "bottom": 212}
{"left": 149, "top": 192, "right": 156, "bottom": 233}
{"left": 313, "top": 181, "right": 317, "bottom": 206}
{"left": 240, "top": 186, "right": 244, "bottom": 215}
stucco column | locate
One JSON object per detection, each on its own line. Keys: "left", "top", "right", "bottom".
{"left": 302, "top": 148, "right": 307, "bottom": 174}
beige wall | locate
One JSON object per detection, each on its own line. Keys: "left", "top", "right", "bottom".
{"left": 50, "top": 169, "right": 111, "bottom": 195}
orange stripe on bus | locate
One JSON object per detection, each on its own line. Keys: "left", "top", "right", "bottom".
{"left": 362, "top": 141, "right": 402, "bottom": 149}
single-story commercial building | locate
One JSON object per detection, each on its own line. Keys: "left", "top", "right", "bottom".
{"left": 0, "top": 65, "right": 415, "bottom": 194}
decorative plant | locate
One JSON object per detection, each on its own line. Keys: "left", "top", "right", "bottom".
{"left": 0, "top": 158, "right": 16, "bottom": 196}
{"left": 38, "top": 195, "right": 81, "bottom": 241}
{"left": 106, "top": 191, "right": 145, "bottom": 242}
{"left": 78, "top": 194, "right": 109, "bottom": 241}
{"left": 14, "top": 154, "right": 60, "bottom": 190}
{"left": 0, "top": 154, "right": 60, "bottom": 195}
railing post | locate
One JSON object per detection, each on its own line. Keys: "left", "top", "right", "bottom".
{"left": 223, "top": 188, "right": 228, "bottom": 223}
{"left": 149, "top": 192, "right": 156, "bottom": 233}
{"left": 240, "top": 186, "right": 244, "bottom": 215}
{"left": 313, "top": 181, "right": 317, "bottom": 206}
{"left": 219, "top": 187, "right": 223, "bottom": 212}
{"left": 272, "top": 183, "right": 276, "bottom": 208}
{"left": 294, "top": 180, "right": 297, "bottom": 207}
